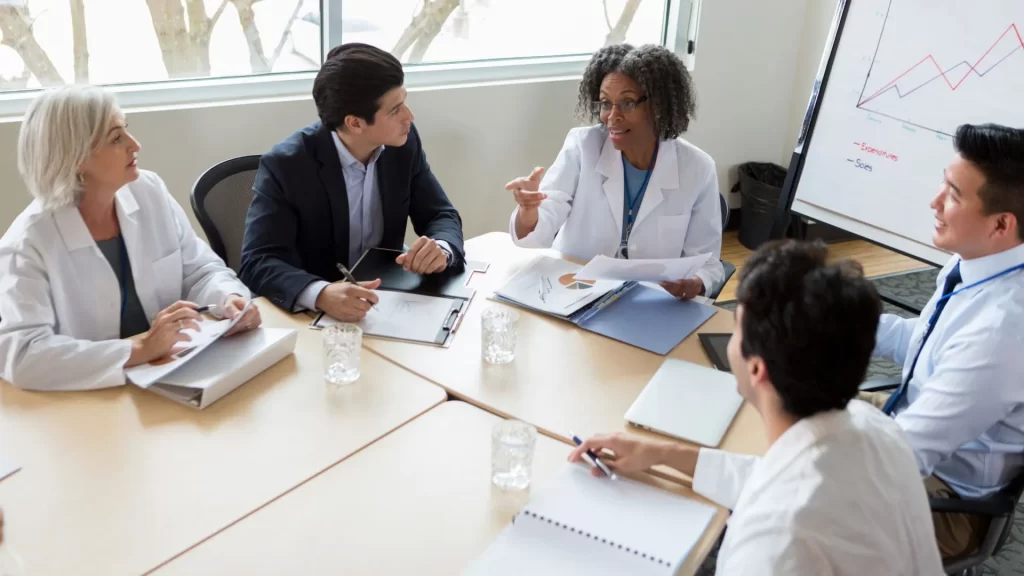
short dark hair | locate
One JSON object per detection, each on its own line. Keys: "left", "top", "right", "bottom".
{"left": 313, "top": 43, "right": 404, "bottom": 129}
{"left": 954, "top": 123, "right": 1024, "bottom": 241}
{"left": 736, "top": 240, "right": 881, "bottom": 419}
{"left": 577, "top": 44, "right": 696, "bottom": 140}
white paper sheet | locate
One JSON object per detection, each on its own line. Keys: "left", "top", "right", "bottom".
{"left": 576, "top": 254, "right": 713, "bottom": 283}
{"left": 0, "top": 456, "right": 20, "bottom": 483}
{"left": 494, "top": 257, "right": 624, "bottom": 318}
{"left": 125, "top": 301, "right": 253, "bottom": 388}
{"left": 316, "top": 290, "right": 455, "bottom": 344}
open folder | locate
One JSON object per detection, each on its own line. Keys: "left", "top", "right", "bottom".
{"left": 493, "top": 256, "right": 717, "bottom": 355}
{"left": 464, "top": 464, "right": 716, "bottom": 575}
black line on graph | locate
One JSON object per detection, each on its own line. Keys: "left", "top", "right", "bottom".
{"left": 858, "top": 0, "right": 896, "bottom": 104}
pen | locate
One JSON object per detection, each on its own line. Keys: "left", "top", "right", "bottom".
{"left": 195, "top": 304, "right": 214, "bottom": 314}
{"left": 571, "top": 433, "right": 617, "bottom": 480}
{"left": 336, "top": 263, "right": 378, "bottom": 310}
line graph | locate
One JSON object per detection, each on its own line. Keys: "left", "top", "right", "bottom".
{"left": 859, "top": 24, "right": 1023, "bottom": 107}
{"left": 856, "top": 1, "right": 1024, "bottom": 137}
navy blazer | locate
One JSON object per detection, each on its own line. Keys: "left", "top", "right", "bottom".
{"left": 239, "top": 122, "right": 465, "bottom": 311}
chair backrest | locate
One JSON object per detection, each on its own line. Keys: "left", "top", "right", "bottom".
{"left": 719, "top": 192, "right": 731, "bottom": 231}
{"left": 190, "top": 155, "right": 261, "bottom": 272}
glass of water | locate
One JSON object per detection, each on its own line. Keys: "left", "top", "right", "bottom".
{"left": 491, "top": 419, "right": 537, "bottom": 491}
{"left": 481, "top": 306, "right": 518, "bottom": 364}
{"left": 323, "top": 324, "right": 361, "bottom": 387}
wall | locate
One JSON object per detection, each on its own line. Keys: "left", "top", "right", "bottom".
{"left": 782, "top": 0, "right": 843, "bottom": 165}
{"left": 0, "top": 0, "right": 813, "bottom": 239}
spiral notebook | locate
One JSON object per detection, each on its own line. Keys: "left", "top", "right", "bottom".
{"left": 464, "top": 464, "right": 716, "bottom": 575}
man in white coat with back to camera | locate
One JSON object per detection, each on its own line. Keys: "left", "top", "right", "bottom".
{"left": 572, "top": 240, "right": 944, "bottom": 575}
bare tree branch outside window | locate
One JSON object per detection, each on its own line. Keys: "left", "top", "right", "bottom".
{"left": 70, "top": 0, "right": 89, "bottom": 82}
{"left": 0, "top": 2, "right": 63, "bottom": 86}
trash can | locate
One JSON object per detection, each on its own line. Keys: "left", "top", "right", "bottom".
{"left": 736, "top": 162, "right": 788, "bottom": 250}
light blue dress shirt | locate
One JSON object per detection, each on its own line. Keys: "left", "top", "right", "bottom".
{"left": 296, "top": 132, "right": 451, "bottom": 312}
{"left": 874, "top": 242, "right": 1024, "bottom": 498}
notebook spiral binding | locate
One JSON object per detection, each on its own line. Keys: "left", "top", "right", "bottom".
{"left": 515, "top": 510, "right": 671, "bottom": 567}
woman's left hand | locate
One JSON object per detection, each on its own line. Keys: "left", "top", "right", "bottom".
{"left": 222, "top": 295, "right": 262, "bottom": 336}
{"left": 660, "top": 278, "right": 705, "bottom": 301}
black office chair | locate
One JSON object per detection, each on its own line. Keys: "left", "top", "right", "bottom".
{"left": 190, "top": 155, "right": 261, "bottom": 272}
{"left": 706, "top": 193, "right": 736, "bottom": 301}
{"left": 858, "top": 379, "right": 1024, "bottom": 576}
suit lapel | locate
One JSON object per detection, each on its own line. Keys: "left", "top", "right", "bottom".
{"left": 376, "top": 149, "right": 401, "bottom": 247}
{"left": 596, "top": 135, "right": 624, "bottom": 238}
{"left": 313, "top": 123, "right": 348, "bottom": 266}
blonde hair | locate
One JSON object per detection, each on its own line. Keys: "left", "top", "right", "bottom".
{"left": 17, "top": 85, "right": 118, "bottom": 210}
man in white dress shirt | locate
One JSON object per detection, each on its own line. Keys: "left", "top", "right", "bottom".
{"left": 866, "top": 123, "right": 1024, "bottom": 560}
{"left": 571, "top": 240, "right": 943, "bottom": 575}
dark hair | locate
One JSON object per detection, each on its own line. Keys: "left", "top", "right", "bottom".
{"left": 313, "top": 43, "right": 404, "bottom": 129}
{"left": 954, "top": 123, "right": 1024, "bottom": 241}
{"left": 736, "top": 240, "right": 881, "bottom": 419}
{"left": 577, "top": 44, "right": 696, "bottom": 140}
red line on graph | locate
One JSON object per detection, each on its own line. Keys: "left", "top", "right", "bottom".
{"left": 858, "top": 23, "right": 1024, "bottom": 107}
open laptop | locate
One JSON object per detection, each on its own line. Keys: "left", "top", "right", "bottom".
{"left": 625, "top": 358, "right": 744, "bottom": 447}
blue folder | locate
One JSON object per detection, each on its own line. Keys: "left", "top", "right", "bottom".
{"left": 571, "top": 284, "right": 717, "bottom": 355}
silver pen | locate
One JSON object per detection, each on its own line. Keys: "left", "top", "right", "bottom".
{"left": 336, "top": 263, "right": 377, "bottom": 310}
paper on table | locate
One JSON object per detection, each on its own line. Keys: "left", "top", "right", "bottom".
{"left": 494, "top": 256, "right": 624, "bottom": 318}
{"left": 316, "top": 290, "right": 455, "bottom": 343}
{"left": 125, "top": 301, "right": 253, "bottom": 388}
{"left": 0, "top": 456, "right": 20, "bottom": 483}
{"left": 577, "top": 254, "right": 712, "bottom": 283}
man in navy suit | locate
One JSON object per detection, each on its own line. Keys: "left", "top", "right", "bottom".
{"left": 240, "top": 43, "right": 464, "bottom": 322}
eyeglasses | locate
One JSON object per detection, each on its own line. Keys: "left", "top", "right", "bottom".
{"left": 591, "top": 95, "right": 649, "bottom": 115}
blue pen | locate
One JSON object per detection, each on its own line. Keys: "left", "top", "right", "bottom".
{"left": 571, "top": 433, "right": 617, "bottom": 480}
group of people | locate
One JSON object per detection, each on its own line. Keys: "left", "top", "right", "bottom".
{"left": 0, "top": 38, "right": 1021, "bottom": 574}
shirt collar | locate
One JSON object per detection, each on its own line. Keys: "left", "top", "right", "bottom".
{"left": 331, "top": 130, "right": 384, "bottom": 169}
{"left": 958, "top": 242, "right": 1024, "bottom": 285}
{"left": 757, "top": 408, "right": 849, "bottom": 476}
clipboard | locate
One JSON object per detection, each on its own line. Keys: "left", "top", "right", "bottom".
{"left": 310, "top": 250, "right": 488, "bottom": 348}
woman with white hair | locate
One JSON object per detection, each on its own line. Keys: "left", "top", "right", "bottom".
{"left": 0, "top": 85, "right": 261, "bottom": 391}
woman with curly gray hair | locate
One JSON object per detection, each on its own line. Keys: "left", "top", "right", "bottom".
{"left": 505, "top": 44, "right": 723, "bottom": 299}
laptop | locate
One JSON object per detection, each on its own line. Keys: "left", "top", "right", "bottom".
{"left": 625, "top": 359, "right": 744, "bottom": 447}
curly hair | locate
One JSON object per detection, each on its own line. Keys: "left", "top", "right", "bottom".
{"left": 576, "top": 44, "right": 696, "bottom": 140}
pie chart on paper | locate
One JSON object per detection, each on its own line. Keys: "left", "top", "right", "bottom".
{"left": 558, "top": 273, "right": 595, "bottom": 290}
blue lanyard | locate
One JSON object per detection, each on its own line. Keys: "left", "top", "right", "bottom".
{"left": 927, "top": 261, "right": 1024, "bottom": 326}
{"left": 618, "top": 143, "right": 658, "bottom": 256}
{"left": 118, "top": 235, "right": 129, "bottom": 322}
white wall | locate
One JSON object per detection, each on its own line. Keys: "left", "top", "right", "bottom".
{"left": 783, "top": 0, "right": 843, "bottom": 165}
{"left": 0, "top": 0, "right": 816, "bottom": 239}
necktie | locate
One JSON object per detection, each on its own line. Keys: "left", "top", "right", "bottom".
{"left": 882, "top": 263, "right": 962, "bottom": 415}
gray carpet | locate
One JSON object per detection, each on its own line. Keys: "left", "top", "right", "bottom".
{"left": 700, "top": 267, "right": 1024, "bottom": 575}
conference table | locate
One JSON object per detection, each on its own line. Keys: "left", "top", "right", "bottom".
{"left": 0, "top": 303, "right": 446, "bottom": 576}
{"left": 154, "top": 401, "right": 723, "bottom": 576}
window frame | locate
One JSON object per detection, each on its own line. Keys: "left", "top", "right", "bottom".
{"left": 0, "top": 0, "right": 699, "bottom": 117}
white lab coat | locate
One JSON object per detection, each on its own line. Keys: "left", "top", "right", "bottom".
{"left": 510, "top": 125, "right": 724, "bottom": 292}
{"left": 0, "top": 170, "right": 249, "bottom": 391}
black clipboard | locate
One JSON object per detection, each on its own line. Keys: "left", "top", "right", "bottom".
{"left": 698, "top": 333, "right": 732, "bottom": 372}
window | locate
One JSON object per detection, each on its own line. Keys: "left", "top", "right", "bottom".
{"left": 344, "top": 0, "right": 668, "bottom": 64}
{"left": 0, "top": 0, "right": 322, "bottom": 89}
{"left": 0, "top": 0, "right": 691, "bottom": 105}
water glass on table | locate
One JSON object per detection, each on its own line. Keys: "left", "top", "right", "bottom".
{"left": 491, "top": 419, "right": 537, "bottom": 491}
{"left": 481, "top": 306, "right": 518, "bottom": 364}
{"left": 323, "top": 324, "right": 362, "bottom": 387}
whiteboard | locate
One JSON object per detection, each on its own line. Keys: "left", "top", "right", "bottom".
{"left": 788, "top": 0, "right": 1024, "bottom": 265}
